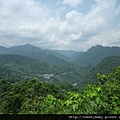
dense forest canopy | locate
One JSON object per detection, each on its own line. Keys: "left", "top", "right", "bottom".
{"left": 0, "top": 67, "right": 120, "bottom": 114}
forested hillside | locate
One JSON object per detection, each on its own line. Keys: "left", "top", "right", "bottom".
{"left": 0, "top": 44, "right": 120, "bottom": 68}
{"left": 0, "top": 44, "right": 120, "bottom": 114}
{"left": 0, "top": 54, "right": 60, "bottom": 83}
{"left": 0, "top": 54, "right": 81, "bottom": 85}
{"left": 75, "top": 45, "right": 120, "bottom": 67}
{"left": 0, "top": 44, "right": 74, "bottom": 67}
{"left": 77, "top": 56, "right": 120, "bottom": 91}
{"left": 0, "top": 54, "right": 120, "bottom": 91}
{"left": 0, "top": 67, "right": 119, "bottom": 114}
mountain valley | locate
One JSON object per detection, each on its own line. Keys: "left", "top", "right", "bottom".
{"left": 0, "top": 44, "right": 120, "bottom": 114}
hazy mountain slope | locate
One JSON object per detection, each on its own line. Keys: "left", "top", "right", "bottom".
{"left": 0, "top": 46, "right": 9, "bottom": 54}
{"left": 77, "top": 56, "right": 120, "bottom": 91}
{"left": 0, "top": 54, "right": 60, "bottom": 82}
{"left": 0, "top": 54, "right": 60, "bottom": 73}
{"left": 9, "top": 44, "right": 42, "bottom": 52}
{"left": 1, "top": 44, "right": 120, "bottom": 68}
{"left": 75, "top": 45, "right": 120, "bottom": 67}
{"left": 44, "top": 49, "right": 72, "bottom": 63}
{"left": 56, "top": 50, "right": 84, "bottom": 61}
{"left": 0, "top": 54, "right": 83, "bottom": 86}
{"left": 0, "top": 44, "right": 75, "bottom": 67}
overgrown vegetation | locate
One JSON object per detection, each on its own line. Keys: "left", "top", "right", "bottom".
{"left": 0, "top": 67, "right": 120, "bottom": 114}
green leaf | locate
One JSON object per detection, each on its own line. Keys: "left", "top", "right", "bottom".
{"left": 72, "top": 104, "right": 78, "bottom": 112}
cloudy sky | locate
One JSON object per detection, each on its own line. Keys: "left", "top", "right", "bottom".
{"left": 0, "top": 0, "right": 120, "bottom": 51}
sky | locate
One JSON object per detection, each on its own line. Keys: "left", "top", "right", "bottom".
{"left": 0, "top": 0, "right": 120, "bottom": 51}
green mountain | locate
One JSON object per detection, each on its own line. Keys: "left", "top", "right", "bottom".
{"left": 0, "top": 54, "right": 81, "bottom": 85}
{"left": 44, "top": 49, "right": 73, "bottom": 63}
{"left": 0, "top": 46, "right": 9, "bottom": 54}
{"left": 75, "top": 45, "right": 120, "bottom": 67}
{"left": 0, "top": 44, "right": 120, "bottom": 88}
{"left": 0, "top": 44, "right": 74, "bottom": 67}
{"left": 0, "top": 54, "right": 60, "bottom": 82}
{"left": 0, "top": 67, "right": 119, "bottom": 114}
{"left": 56, "top": 50, "right": 84, "bottom": 62}
{"left": 77, "top": 56, "right": 120, "bottom": 91}
{"left": 1, "top": 44, "right": 120, "bottom": 68}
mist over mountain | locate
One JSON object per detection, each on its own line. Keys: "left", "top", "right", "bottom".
{"left": 75, "top": 45, "right": 120, "bottom": 67}
{"left": 0, "top": 44, "right": 120, "bottom": 68}
{"left": 0, "top": 44, "right": 75, "bottom": 68}
{"left": 55, "top": 50, "right": 84, "bottom": 62}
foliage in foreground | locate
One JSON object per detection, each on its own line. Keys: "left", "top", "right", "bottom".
{"left": 0, "top": 67, "right": 120, "bottom": 114}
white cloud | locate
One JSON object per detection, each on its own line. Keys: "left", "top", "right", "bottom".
{"left": 0, "top": 0, "right": 51, "bottom": 22}
{"left": 59, "top": 0, "right": 120, "bottom": 50}
{"left": 60, "top": 0, "right": 119, "bottom": 37}
{"left": 0, "top": 0, "right": 120, "bottom": 51}
{"left": 59, "top": 10, "right": 84, "bottom": 34}
{"left": 63, "top": 0, "right": 83, "bottom": 8}
{"left": 83, "top": 0, "right": 118, "bottom": 32}
{"left": 86, "top": 29, "right": 120, "bottom": 48}
{"left": 70, "top": 33, "right": 82, "bottom": 40}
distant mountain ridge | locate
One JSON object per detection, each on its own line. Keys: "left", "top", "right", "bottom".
{"left": 0, "top": 44, "right": 74, "bottom": 67}
{"left": 0, "top": 48, "right": 120, "bottom": 92}
{"left": 44, "top": 49, "right": 72, "bottom": 63}
{"left": 55, "top": 50, "right": 84, "bottom": 61}
{"left": 10, "top": 44, "right": 42, "bottom": 52}
{"left": 0, "top": 44, "right": 120, "bottom": 68}
{"left": 75, "top": 45, "right": 120, "bottom": 67}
